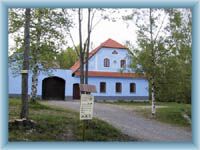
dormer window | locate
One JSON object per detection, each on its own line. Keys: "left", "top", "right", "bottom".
{"left": 104, "top": 58, "right": 110, "bottom": 67}
{"left": 112, "top": 50, "right": 118, "bottom": 54}
{"left": 120, "top": 60, "right": 126, "bottom": 68}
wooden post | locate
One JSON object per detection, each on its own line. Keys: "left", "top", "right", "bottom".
{"left": 82, "top": 91, "right": 86, "bottom": 141}
{"left": 82, "top": 120, "right": 85, "bottom": 141}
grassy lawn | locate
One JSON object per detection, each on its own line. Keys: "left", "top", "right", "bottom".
{"left": 9, "top": 98, "right": 135, "bottom": 141}
{"left": 153, "top": 103, "right": 191, "bottom": 127}
{"left": 104, "top": 101, "right": 191, "bottom": 127}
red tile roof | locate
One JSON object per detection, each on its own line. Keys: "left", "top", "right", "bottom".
{"left": 74, "top": 71, "right": 146, "bottom": 78}
{"left": 100, "top": 38, "right": 126, "bottom": 49}
{"left": 70, "top": 38, "right": 127, "bottom": 73}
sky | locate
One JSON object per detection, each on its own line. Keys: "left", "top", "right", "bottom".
{"left": 9, "top": 8, "right": 184, "bottom": 55}
{"left": 73, "top": 18, "right": 137, "bottom": 50}
{"left": 67, "top": 9, "right": 137, "bottom": 50}
{"left": 8, "top": 9, "right": 138, "bottom": 55}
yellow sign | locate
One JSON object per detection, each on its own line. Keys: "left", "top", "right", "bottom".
{"left": 21, "top": 70, "right": 28, "bottom": 74}
{"left": 80, "top": 94, "right": 94, "bottom": 120}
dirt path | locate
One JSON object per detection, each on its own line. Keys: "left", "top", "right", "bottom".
{"left": 42, "top": 101, "right": 192, "bottom": 142}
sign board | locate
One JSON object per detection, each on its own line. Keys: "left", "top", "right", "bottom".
{"left": 80, "top": 94, "right": 94, "bottom": 120}
{"left": 21, "top": 70, "right": 28, "bottom": 74}
{"left": 79, "top": 84, "right": 97, "bottom": 93}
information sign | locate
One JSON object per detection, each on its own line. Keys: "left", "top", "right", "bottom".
{"left": 80, "top": 94, "right": 94, "bottom": 120}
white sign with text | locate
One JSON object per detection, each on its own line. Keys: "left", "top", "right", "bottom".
{"left": 80, "top": 94, "right": 94, "bottom": 120}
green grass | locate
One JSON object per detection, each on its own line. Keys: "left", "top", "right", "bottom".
{"left": 103, "top": 100, "right": 151, "bottom": 106}
{"left": 103, "top": 101, "right": 191, "bottom": 127}
{"left": 9, "top": 98, "right": 135, "bottom": 141}
{"left": 153, "top": 102, "right": 191, "bottom": 127}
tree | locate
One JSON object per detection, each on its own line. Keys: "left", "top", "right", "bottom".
{"left": 29, "top": 9, "right": 68, "bottom": 102}
{"left": 9, "top": 8, "right": 72, "bottom": 102}
{"left": 85, "top": 8, "right": 91, "bottom": 84}
{"left": 127, "top": 9, "right": 167, "bottom": 116}
{"left": 64, "top": 9, "right": 116, "bottom": 85}
{"left": 160, "top": 9, "right": 192, "bottom": 103}
{"left": 56, "top": 47, "right": 78, "bottom": 69}
{"left": 66, "top": 8, "right": 96, "bottom": 85}
{"left": 126, "top": 8, "right": 192, "bottom": 110}
{"left": 78, "top": 8, "right": 85, "bottom": 84}
{"left": 20, "top": 8, "right": 31, "bottom": 119}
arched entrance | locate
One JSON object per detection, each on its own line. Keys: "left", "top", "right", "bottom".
{"left": 42, "top": 76, "right": 65, "bottom": 100}
{"left": 73, "top": 83, "right": 80, "bottom": 100}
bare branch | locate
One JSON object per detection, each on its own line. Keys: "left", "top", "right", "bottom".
{"left": 78, "top": 8, "right": 83, "bottom": 54}
{"left": 154, "top": 13, "right": 168, "bottom": 42}
{"left": 91, "top": 17, "right": 102, "bottom": 31}
{"left": 61, "top": 8, "right": 80, "bottom": 57}
{"left": 68, "top": 31, "right": 80, "bottom": 57}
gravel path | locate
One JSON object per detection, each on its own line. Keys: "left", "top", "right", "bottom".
{"left": 42, "top": 101, "right": 192, "bottom": 142}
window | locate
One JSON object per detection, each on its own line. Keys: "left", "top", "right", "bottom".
{"left": 100, "top": 82, "right": 106, "bottom": 93}
{"left": 112, "top": 50, "right": 118, "bottom": 54}
{"left": 116, "top": 82, "right": 122, "bottom": 93}
{"left": 120, "top": 60, "right": 126, "bottom": 68}
{"left": 104, "top": 58, "right": 110, "bottom": 67}
{"left": 130, "top": 83, "right": 136, "bottom": 93}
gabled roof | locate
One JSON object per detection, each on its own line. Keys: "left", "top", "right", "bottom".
{"left": 70, "top": 38, "right": 127, "bottom": 73}
{"left": 99, "top": 38, "right": 126, "bottom": 49}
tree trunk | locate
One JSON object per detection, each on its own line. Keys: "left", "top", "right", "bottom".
{"left": 151, "top": 79, "right": 156, "bottom": 116}
{"left": 80, "top": 55, "right": 84, "bottom": 84}
{"left": 30, "top": 10, "right": 41, "bottom": 102}
{"left": 78, "top": 8, "right": 84, "bottom": 84}
{"left": 20, "top": 8, "right": 31, "bottom": 119}
{"left": 150, "top": 8, "right": 156, "bottom": 117}
{"left": 30, "top": 64, "right": 39, "bottom": 102}
{"left": 85, "top": 8, "right": 91, "bottom": 84}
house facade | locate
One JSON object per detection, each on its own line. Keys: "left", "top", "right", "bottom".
{"left": 9, "top": 39, "right": 149, "bottom": 101}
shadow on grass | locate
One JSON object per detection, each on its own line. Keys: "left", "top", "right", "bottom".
{"left": 9, "top": 98, "right": 137, "bottom": 141}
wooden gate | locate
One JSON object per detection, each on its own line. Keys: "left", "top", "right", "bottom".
{"left": 42, "top": 76, "right": 65, "bottom": 100}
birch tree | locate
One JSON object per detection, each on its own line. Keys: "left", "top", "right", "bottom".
{"left": 125, "top": 9, "right": 169, "bottom": 116}
{"left": 9, "top": 8, "right": 72, "bottom": 102}
{"left": 29, "top": 8, "right": 70, "bottom": 102}
{"left": 149, "top": 8, "right": 156, "bottom": 116}
{"left": 30, "top": 9, "right": 42, "bottom": 102}
{"left": 125, "top": 8, "right": 192, "bottom": 110}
